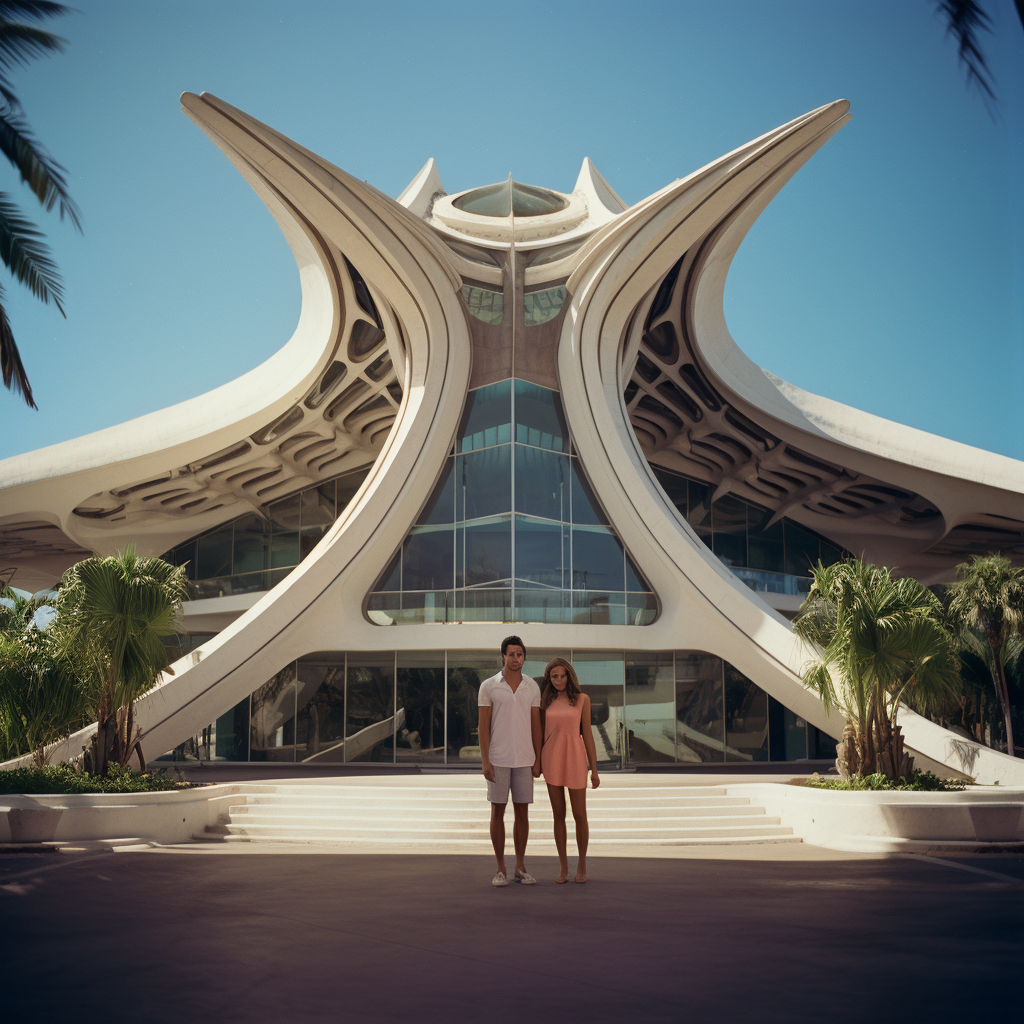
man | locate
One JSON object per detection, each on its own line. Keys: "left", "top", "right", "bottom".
{"left": 478, "top": 635, "right": 542, "bottom": 886}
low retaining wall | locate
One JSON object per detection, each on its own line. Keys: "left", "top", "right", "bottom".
{"left": 729, "top": 783, "right": 1024, "bottom": 847}
{"left": 0, "top": 784, "right": 260, "bottom": 845}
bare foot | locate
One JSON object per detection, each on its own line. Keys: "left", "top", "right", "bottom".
{"left": 574, "top": 864, "right": 587, "bottom": 883}
{"left": 555, "top": 869, "right": 569, "bottom": 883}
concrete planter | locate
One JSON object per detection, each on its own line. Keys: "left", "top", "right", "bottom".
{"left": 0, "top": 784, "right": 262, "bottom": 845}
{"left": 729, "top": 783, "right": 1024, "bottom": 848}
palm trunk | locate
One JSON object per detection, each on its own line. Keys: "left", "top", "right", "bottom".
{"left": 991, "top": 652, "right": 1016, "bottom": 757}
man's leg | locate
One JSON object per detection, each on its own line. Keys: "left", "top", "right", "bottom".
{"left": 490, "top": 801, "right": 507, "bottom": 874}
{"left": 512, "top": 801, "right": 530, "bottom": 874}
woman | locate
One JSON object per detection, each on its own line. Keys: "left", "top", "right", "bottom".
{"left": 540, "top": 657, "right": 600, "bottom": 883}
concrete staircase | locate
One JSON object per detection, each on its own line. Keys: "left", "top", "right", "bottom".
{"left": 200, "top": 776, "right": 801, "bottom": 848}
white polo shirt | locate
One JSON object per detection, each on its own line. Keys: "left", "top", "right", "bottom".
{"left": 478, "top": 671, "right": 541, "bottom": 768}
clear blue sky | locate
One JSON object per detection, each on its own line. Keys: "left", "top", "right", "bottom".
{"left": 1, "top": 0, "right": 1021, "bottom": 463}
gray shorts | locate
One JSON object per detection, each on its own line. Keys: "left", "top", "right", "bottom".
{"left": 487, "top": 765, "right": 534, "bottom": 805}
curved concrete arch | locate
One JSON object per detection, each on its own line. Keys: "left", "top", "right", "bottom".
{"left": 559, "top": 102, "right": 1022, "bottom": 783}
{"left": 3, "top": 98, "right": 1021, "bottom": 783}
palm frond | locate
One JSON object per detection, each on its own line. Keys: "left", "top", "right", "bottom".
{"left": 0, "top": 282, "right": 34, "bottom": 407}
{"left": 0, "top": 191, "right": 64, "bottom": 311}
{"left": 0, "top": 106, "right": 81, "bottom": 228}
{"left": 933, "top": 0, "right": 996, "bottom": 104}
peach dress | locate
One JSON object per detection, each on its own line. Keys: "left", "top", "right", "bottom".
{"left": 541, "top": 696, "right": 589, "bottom": 789}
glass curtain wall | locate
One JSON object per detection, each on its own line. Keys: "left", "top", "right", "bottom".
{"left": 159, "top": 649, "right": 836, "bottom": 766}
{"left": 162, "top": 468, "right": 370, "bottom": 599}
{"left": 368, "top": 379, "right": 658, "bottom": 625}
{"left": 651, "top": 466, "right": 848, "bottom": 595}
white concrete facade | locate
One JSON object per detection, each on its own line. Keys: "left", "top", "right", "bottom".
{"left": 1, "top": 95, "right": 1022, "bottom": 782}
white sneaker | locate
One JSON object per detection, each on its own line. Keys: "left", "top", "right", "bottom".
{"left": 514, "top": 869, "right": 537, "bottom": 885}
{"left": 491, "top": 870, "right": 508, "bottom": 887}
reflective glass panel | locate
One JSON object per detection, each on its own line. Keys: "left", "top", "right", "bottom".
{"left": 514, "top": 516, "right": 566, "bottom": 589}
{"left": 626, "top": 592, "right": 659, "bottom": 626}
{"left": 724, "top": 664, "right": 769, "bottom": 762}
{"left": 232, "top": 514, "right": 269, "bottom": 575}
{"left": 270, "top": 531, "right": 300, "bottom": 569}
{"left": 169, "top": 541, "right": 197, "bottom": 581}
{"left": 457, "top": 588, "right": 512, "bottom": 622}
{"left": 214, "top": 697, "right": 250, "bottom": 761}
{"left": 375, "top": 551, "right": 401, "bottom": 593}
{"left": 457, "top": 516, "right": 511, "bottom": 587}
{"left": 748, "top": 518, "right": 784, "bottom": 573}
{"left": 523, "top": 286, "right": 567, "bottom": 327}
{"left": 418, "top": 456, "right": 455, "bottom": 525}
{"left": 513, "top": 585, "right": 568, "bottom": 624}
{"left": 457, "top": 445, "right": 511, "bottom": 520}
{"left": 403, "top": 525, "right": 454, "bottom": 591}
{"left": 250, "top": 663, "right": 297, "bottom": 762}
{"left": 448, "top": 651, "right": 503, "bottom": 762}
{"left": 570, "top": 463, "right": 608, "bottom": 525}
{"left": 515, "top": 447, "right": 569, "bottom": 521}
{"left": 514, "top": 380, "right": 568, "bottom": 452}
{"left": 625, "top": 554, "right": 650, "bottom": 593}
{"left": 783, "top": 705, "right": 809, "bottom": 760}
{"left": 458, "top": 380, "right": 512, "bottom": 452}
{"left": 572, "top": 525, "right": 625, "bottom": 592}
{"left": 346, "top": 652, "right": 395, "bottom": 763}
{"left": 573, "top": 651, "right": 624, "bottom": 767}
{"left": 712, "top": 496, "right": 747, "bottom": 567}
{"left": 571, "top": 591, "right": 626, "bottom": 625}
{"left": 198, "top": 527, "right": 232, "bottom": 580}
{"left": 675, "top": 652, "right": 725, "bottom": 762}
{"left": 461, "top": 285, "right": 504, "bottom": 326}
{"left": 625, "top": 652, "right": 676, "bottom": 763}
{"left": 784, "top": 522, "right": 821, "bottom": 577}
{"left": 295, "top": 655, "right": 346, "bottom": 762}
{"left": 397, "top": 651, "right": 445, "bottom": 762}
{"left": 267, "top": 492, "right": 303, "bottom": 531}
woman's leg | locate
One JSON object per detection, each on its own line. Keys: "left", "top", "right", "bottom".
{"left": 568, "top": 787, "right": 589, "bottom": 882}
{"left": 546, "top": 783, "right": 569, "bottom": 882}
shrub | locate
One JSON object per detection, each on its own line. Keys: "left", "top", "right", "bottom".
{"left": 0, "top": 762, "right": 197, "bottom": 795}
{"left": 805, "top": 770, "right": 966, "bottom": 792}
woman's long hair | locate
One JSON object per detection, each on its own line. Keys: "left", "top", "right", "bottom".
{"left": 541, "top": 657, "right": 582, "bottom": 709}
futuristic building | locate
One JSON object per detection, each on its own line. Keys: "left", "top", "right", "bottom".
{"left": 2, "top": 95, "right": 1022, "bottom": 780}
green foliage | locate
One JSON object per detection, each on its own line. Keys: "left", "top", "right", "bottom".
{"left": 0, "top": 1, "right": 81, "bottom": 409}
{"left": 805, "top": 770, "right": 966, "bottom": 792}
{"left": 58, "top": 547, "right": 190, "bottom": 774}
{"left": 946, "top": 554, "right": 1024, "bottom": 757}
{"left": 793, "top": 558, "right": 962, "bottom": 779}
{"left": 0, "top": 761, "right": 196, "bottom": 794}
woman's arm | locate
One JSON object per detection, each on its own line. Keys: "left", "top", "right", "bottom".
{"left": 580, "top": 694, "right": 601, "bottom": 789}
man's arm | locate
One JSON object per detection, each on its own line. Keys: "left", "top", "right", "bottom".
{"left": 479, "top": 704, "right": 494, "bottom": 781}
{"left": 531, "top": 706, "right": 542, "bottom": 778}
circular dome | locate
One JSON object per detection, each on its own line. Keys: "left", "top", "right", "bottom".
{"left": 452, "top": 181, "right": 569, "bottom": 218}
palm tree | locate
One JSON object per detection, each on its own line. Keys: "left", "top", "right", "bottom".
{"left": 947, "top": 554, "right": 1024, "bottom": 757}
{"left": 57, "top": 548, "right": 190, "bottom": 774}
{"left": 793, "top": 559, "right": 961, "bottom": 779}
{"left": 0, "top": 1, "right": 81, "bottom": 409}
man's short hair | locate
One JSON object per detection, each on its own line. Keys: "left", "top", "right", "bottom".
{"left": 501, "top": 635, "right": 526, "bottom": 657}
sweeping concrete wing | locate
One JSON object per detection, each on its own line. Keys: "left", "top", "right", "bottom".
{"left": 1, "top": 97, "right": 1021, "bottom": 782}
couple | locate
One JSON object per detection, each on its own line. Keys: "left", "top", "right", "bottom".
{"left": 478, "top": 635, "right": 600, "bottom": 886}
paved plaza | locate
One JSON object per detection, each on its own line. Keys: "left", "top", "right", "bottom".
{"left": 2, "top": 843, "right": 1021, "bottom": 1023}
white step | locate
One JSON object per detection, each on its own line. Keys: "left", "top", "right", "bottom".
{"left": 201, "top": 779, "right": 802, "bottom": 847}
